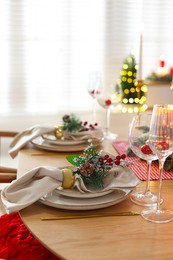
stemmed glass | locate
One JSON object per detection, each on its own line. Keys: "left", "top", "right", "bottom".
{"left": 88, "top": 71, "right": 103, "bottom": 121}
{"left": 141, "top": 104, "right": 173, "bottom": 223}
{"left": 128, "top": 113, "right": 160, "bottom": 206}
{"left": 97, "top": 83, "right": 122, "bottom": 140}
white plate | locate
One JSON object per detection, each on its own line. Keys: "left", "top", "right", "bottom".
{"left": 31, "top": 136, "right": 102, "bottom": 152}
{"left": 55, "top": 188, "right": 113, "bottom": 199}
{"left": 39, "top": 188, "right": 132, "bottom": 211}
{"left": 42, "top": 134, "right": 85, "bottom": 146}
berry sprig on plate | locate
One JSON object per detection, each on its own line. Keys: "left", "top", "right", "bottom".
{"left": 66, "top": 143, "right": 126, "bottom": 190}
{"left": 62, "top": 114, "right": 98, "bottom": 132}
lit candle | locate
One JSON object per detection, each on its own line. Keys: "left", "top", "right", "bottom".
{"left": 137, "top": 27, "right": 143, "bottom": 80}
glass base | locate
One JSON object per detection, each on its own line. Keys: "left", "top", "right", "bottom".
{"left": 130, "top": 190, "right": 163, "bottom": 207}
{"left": 141, "top": 208, "right": 173, "bottom": 223}
{"left": 104, "top": 131, "right": 118, "bottom": 140}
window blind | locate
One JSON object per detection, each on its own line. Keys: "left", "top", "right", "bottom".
{"left": 0, "top": 0, "right": 172, "bottom": 116}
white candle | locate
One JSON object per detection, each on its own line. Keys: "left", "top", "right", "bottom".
{"left": 137, "top": 27, "right": 143, "bottom": 80}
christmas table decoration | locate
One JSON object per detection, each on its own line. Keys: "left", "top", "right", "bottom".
{"left": 2, "top": 143, "right": 139, "bottom": 213}
{"left": 66, "top": 143, "right": 127, "bottom": 190}
{"left": 119, "top": 54, "right": 148, "bottom": 113}
{"left": 62, "top": 114, "right": 98, "bottom": 132}
{"left": 146, "top": 56, "right": 173, "bottom": 83}
{"left": 54, "top": 114, "right": 102, "bottom": 143}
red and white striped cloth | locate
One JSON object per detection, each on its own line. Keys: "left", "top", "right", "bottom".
{"left": 112, "top": 141, "right": 173, "bottom": 181}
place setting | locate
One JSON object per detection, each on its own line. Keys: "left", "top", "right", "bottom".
{"left": 9, "top": 114, "right": 104, "bottom": 158}
{"left": 1, "top": 142, "right": 140, "bottom": 215}
{"left": 4, "top": 105, "right": 173, "bottom": 225}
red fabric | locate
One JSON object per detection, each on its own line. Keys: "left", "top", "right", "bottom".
{"left": 0, "top": 212, "right": 61, "bottom": 260}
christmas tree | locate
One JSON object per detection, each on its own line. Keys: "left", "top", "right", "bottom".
{"left": 119, "top": 54, "right": 147, "bottom": 112}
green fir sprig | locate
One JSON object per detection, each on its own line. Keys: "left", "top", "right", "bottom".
{"left": 66, "top": 144, "right": 126, "bottom": 190}
{"left": 62, "top": 114, "right": 98, "bottom": 133}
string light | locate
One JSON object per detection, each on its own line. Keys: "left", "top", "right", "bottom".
{"left": 119, "top": 54, "right": 148, "bottom": 113}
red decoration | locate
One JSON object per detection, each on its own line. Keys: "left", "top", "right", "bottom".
{"left": 156, "top": 141, "right": 169, "bottom": 150}
{"left": 141, "top": 144, "right": 152, "bottom": 155}
{"left": 160, "top": 60, "right": 165, "bottom": 68}
{"left": 105, "top": 99, "right": 112, "bottom": 106}
{"left": 90, "top": 90, "right": 95, "bottom": 95}
{"left": 170, "top": 67, "right": 173, "bottom": 75}
{"left": 0, "top": 212, "right": 60, "bottom": 260}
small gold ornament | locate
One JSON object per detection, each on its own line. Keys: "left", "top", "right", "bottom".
{"left": 55, "top": 125, "right": 64, "bottom": 139}
{"left": 135, "top": 79, "right": 143, "bottom": 93}
{"left": 62, "top": 168, "right": 75, "bottom": 189}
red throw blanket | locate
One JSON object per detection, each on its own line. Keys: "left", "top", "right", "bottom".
{"left": 0, "top": 212, "right": 61, "bottom": 260}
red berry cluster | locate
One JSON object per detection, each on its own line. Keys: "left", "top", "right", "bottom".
{"left": 98, "top": 153, "right": 126, "bottom": 169}
{"left": 141, "top": 144, "right": 153, "bottom": 155}
{"left": 156, "top": 141, "right": 169, "bottom": 150}
{"left": 90, "top": 90, "right": 101, "bottom": 96}
{"left": 114, "top": 154, "right": 126, "bottom": 165}
{"left": 82, "top": 121, "right": 98, "bottom": 131}
{"left": 105, "top": 99, "right": 112, "bottom": 106}
{"left": 79, "top": 153, "right": 126, "bottom": 177}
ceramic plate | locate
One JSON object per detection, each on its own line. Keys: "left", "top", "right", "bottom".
{"left": 31, "top": 136, "right": 103, "bottom": 152}
{"left": 42, "top": 134, "right": 85, "bottom": 146}
{"left": 55, "top": 188, "right": 113, "bottom": 199}
{"left": 39, "top": 188, "right": 132, "bottom": 211}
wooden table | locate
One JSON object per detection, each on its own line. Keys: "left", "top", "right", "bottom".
{"left": 12, "top": 139, "right": 173, "bottom": 260}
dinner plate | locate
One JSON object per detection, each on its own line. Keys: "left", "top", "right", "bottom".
{"left": 55, "top": 188, "right": 113, "bottom": 199}
{"left": 42, "top": 134, "right": 85, "bottom": 146}
{"left": 39, "top": 188, "right": 132, "bottom": 211}
{"left": 31, "top": 136, "right": 102, "bottom": 152}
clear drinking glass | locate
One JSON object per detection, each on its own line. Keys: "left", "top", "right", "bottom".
{"left": 88, "top": 71, "right": 103, "bottom": 121}
{"left": 128, "top": 113, "right": 160, "bottom": 206}
{"left": 97, "top": 83, "right": 122, "bottom": 140}
{"left": 141, "top": 104, "right": 173, "bottom": 223}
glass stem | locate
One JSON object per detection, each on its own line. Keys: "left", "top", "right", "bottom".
{"left": 144, "top": 160, "right": 152, "bottom": 194}
{"left": 92, "top": 97, "right": 97, "bottom": 122}
{"left": 106, "top": 108, "right": 111, "bottom": 135}
{"left": 156, "top": 158, "right": 165, "bottom": 212}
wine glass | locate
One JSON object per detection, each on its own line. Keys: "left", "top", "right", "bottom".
{"left": 141, "top": 104, "right": 173, "bottom": 223}
{"left": 88, "top": 71, "right": 103, "bottom": 121}
{"left": 97, "top": 83, "right": 122, "bottom": 140}
{"left": 128, "top": 113, "right": 160, "bottom": 206}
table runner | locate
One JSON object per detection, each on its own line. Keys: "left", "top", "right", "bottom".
{"left": 112, "top": 141, "right": 173, "bottom": 181}
{"left": 0, "top": 212, "right": 61, "bottom": 260}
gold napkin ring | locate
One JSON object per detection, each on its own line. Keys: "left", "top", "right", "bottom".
{"left": 62, "top": 168, "right": 75, "bottom": 189}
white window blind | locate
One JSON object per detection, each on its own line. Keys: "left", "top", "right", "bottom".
{"left": 0, "top": 0, "right": 172, "bottom": 116}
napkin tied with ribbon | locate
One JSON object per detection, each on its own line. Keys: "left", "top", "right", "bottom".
{"left": 1, "top": 165, "right": 139, "bottom": 213}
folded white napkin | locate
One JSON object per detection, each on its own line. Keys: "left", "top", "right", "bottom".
{"left": 73, "top": 166, "right": 139, "bottom": 193}
{"left": 9, "top": 125, "right": 55, "bottom": 158}
{"left": 63, "top": 129, "right": 104, "bottom": 142}
{"left": 1, "top": 165, "right": 139, "bottom": 213}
